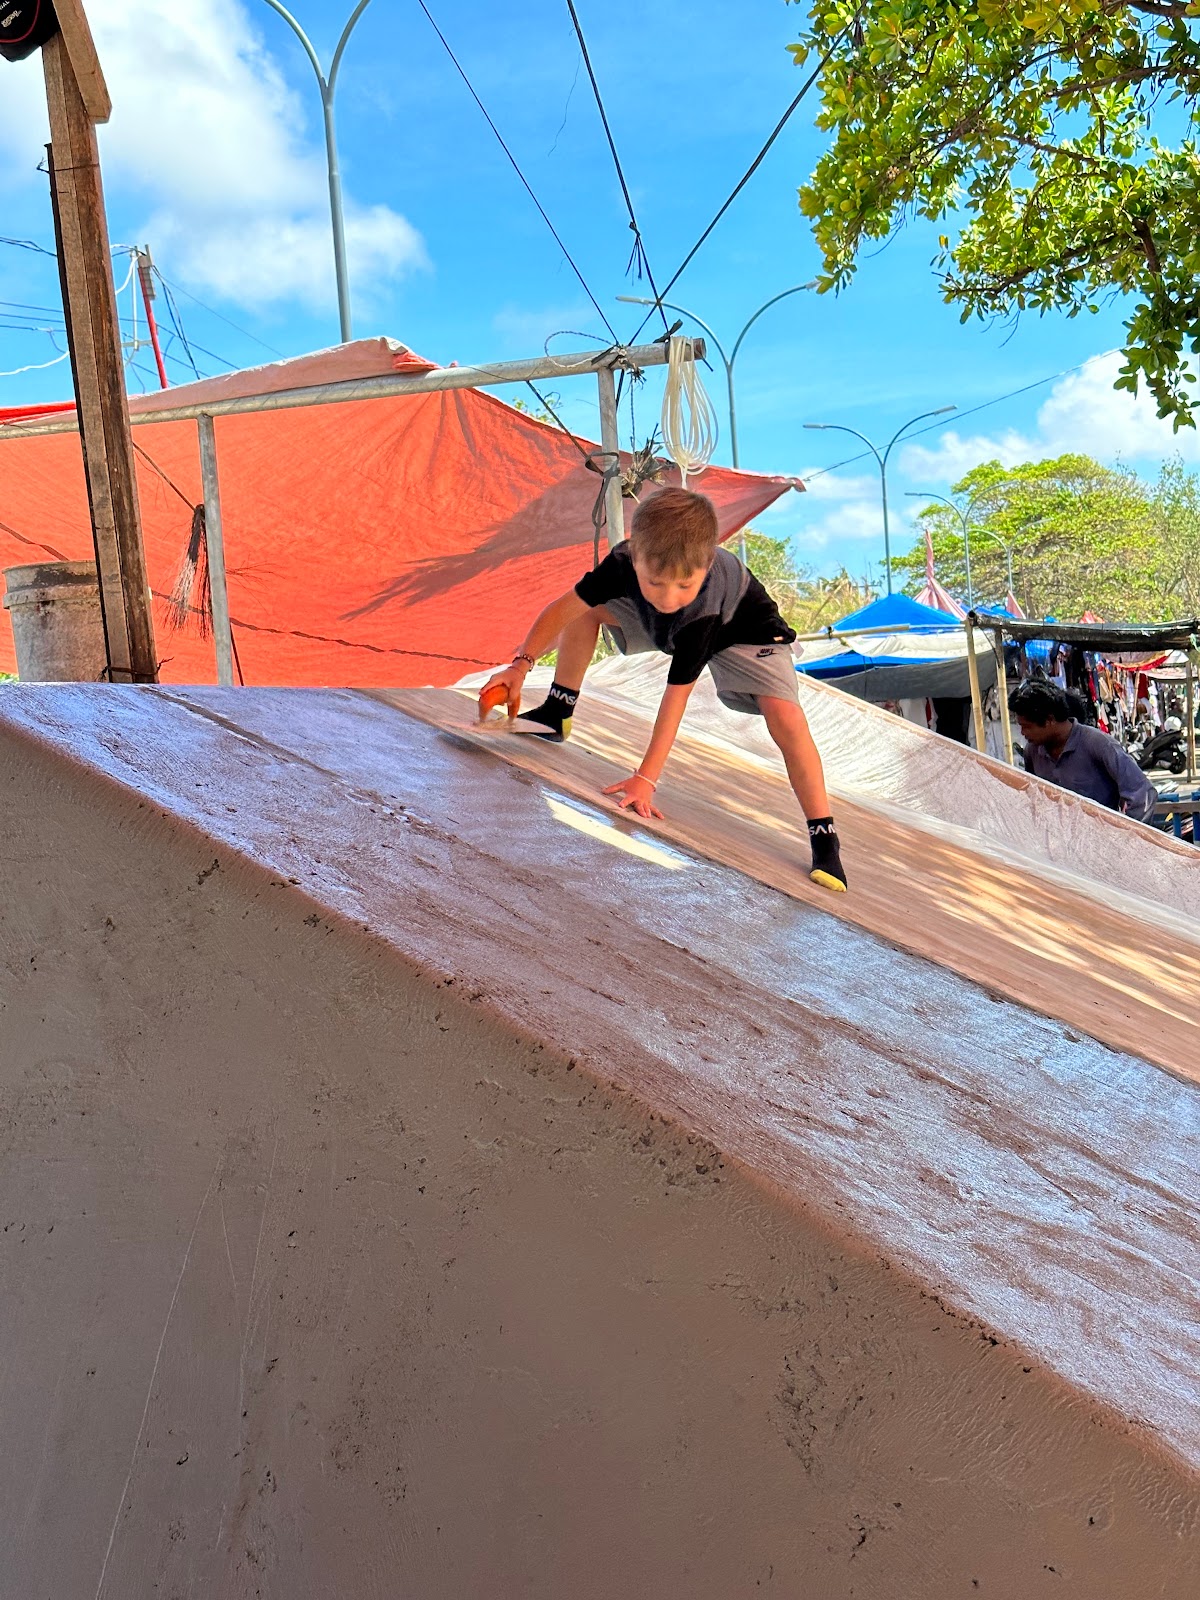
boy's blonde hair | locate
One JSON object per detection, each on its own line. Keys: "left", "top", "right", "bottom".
{"left": 628, "top": 488, "right": 719, "bottom": 576}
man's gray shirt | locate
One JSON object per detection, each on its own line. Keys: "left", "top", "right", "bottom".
{"left": 1023, "top": 721, "right": 1158, "bottom": 822}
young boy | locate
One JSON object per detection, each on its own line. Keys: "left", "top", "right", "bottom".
{"left": 480, "top": 487, "right": 847, "bottom": 891}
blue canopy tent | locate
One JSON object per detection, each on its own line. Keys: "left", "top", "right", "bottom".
{"left": 796, "top": 592, "right": 999, "bottom": 701}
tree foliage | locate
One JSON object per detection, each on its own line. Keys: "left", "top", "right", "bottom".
{"left": 894, "top": 451, "right": 1200, "bottom": 618}
{"left": 743, "top": 529, "right": 876, "bottom": 629}
{"left": 789, "top": 1, "right": 1200, "bottom": 425}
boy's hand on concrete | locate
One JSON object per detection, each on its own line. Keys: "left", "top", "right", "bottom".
{"left": 603, "top": 773, "right": 664, "bottom": 821}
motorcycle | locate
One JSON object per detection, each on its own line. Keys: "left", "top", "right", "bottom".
{"left": 1130, "top": 716, "right": 1188, "bottom": 776}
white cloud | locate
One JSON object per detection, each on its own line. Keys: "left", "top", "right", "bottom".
{"left": 760, "top": 466, "right": 895, "bottom": 565}
{"left": 1036, "top": 351, "right": 1200, "bottom": 461}
{"left": 897, "top": 426, "right": 1037, "bottom": 482}
{"left": 799, "top": 469, "right": 878, "bottom": 503}
{"left": 897, "top": 351, "right": 1200, "bottom": 480}
{"left": 0, "top": 0, "right": 427, "bottom": 312}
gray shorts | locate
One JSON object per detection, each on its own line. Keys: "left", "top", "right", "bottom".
{"left": 603, "top": 598, "right": 799, "bottom": 716}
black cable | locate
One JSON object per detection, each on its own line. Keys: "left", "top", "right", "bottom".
{"left": 157, "top": 277, "right": 202, "bottom": 379}
{"left": 563, "top": 0, "right": 669, "bottom": 332}
{"left": 153, "top": 274, "right": 285, "bottom": 358}
{"left": 521, "top": 378, "right": 618, "bottom": 567}
{"left": 523, "top": 379, "right": 595, "bottom": 463}
{"left": 413, "top": 0, "right": 617, "bottom": 341}
{"left": 0, "top": 236, "right": 56, "bottom": 257}
{"left": 802, "top": 361, "right": 1095, "bottom": 484}
{"left": 229, "top": 623, "right": 246, "bottom": 686}
{"left": 132, "top": 440, "right": 196, "bottom": 509}
{"left": 629, "top": 20, "right": 858, "bottom": 344}
{"left": 180, "top": 337, "right": 239, "bottom": 373}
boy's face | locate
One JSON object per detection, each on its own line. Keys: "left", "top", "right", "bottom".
{"left": 631, "top": 555, "right": 711, "bottom": 614}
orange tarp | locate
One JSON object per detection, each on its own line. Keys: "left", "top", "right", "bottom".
{"left": 0, "top": 341, "right": 801, "bottom": 685}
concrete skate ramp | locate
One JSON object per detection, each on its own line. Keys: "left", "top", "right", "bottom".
{"left": 578, "top": 653, "right": 1200, "bottom": 917}
{"left": 1, "top": 686, "right": 1197, "bottom": 1599}
{"left": 398, "top": 672, "right": 1200, "bottom": 1085}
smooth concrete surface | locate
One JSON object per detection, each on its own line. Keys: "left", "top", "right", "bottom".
{"left": 1, "top": 685, "right": 1197, "bottom": 1599}
{"left": 394, "top": 682, "right": 1200, "bottom": 1086}
{"left": 580, "top": 652, "right": 1200, "bottom": 919}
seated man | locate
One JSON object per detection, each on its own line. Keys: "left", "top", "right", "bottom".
{"left": 1009, "top": 680, "right": 1158, "bottom": 822}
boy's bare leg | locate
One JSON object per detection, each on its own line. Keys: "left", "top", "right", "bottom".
{"left": 549, "top": 608, "right": 606, "bottom": 692}
{"left": 759, "top": 696, "right": 831, "bottom": 817}
{"left": 759, "top": 696, "right": 846, "bottom": 891}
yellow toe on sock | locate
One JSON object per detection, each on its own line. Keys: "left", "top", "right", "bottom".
{"left": 809, "top": 869, "right": 847, "bottom": 894}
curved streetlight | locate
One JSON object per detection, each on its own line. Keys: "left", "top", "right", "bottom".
{"left": 906, "top": 490, "right": 1017, "bottom": 608}
{"left": 905, "top": 489, "right": 978, "bottom": 607}
{"left": 618, "top": 284, "right": 817, "bottom": 470}
{"left": 259, "top": 0, "right": 376, "bottom": 341}
{"left": 803, "top": 407, "right": 956, "bottom": 595}
{"left": 978, "top": 527, "right": 1016, "bottom": 600}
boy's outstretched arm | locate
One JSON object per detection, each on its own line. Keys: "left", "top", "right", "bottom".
{"left": 604, "top": 680, "right": 695, "bottom": 820}
{"left": 480, "top": 590, "right": 592, "bottom": 711}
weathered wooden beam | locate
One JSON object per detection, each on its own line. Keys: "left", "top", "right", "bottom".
{"left": 48, "top": 0, "right": 110, "bottom": 121}
{"left": 43, "top": 31, "right": 156, "bottom": 682}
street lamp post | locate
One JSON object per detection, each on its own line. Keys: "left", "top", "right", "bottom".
{"left": 905, "top": 489, "right": 979, "bottom": 608}
{"left": 618, "top": 284, "right": 817, "bottom": 470}
{"left": 803, "top": 407, "right": 956, "bottom": 595}
{"left": 618, "top": 285, "right": 817, "bottom": 562}
{"left": 259, "top": 0, "right": 376, "bottom": 342}
{"left": 979, "top": 528, "right": 1016, "bottom": 600}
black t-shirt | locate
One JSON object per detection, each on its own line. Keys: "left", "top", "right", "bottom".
{"left": 575, "top": 544, "right": 796, "bottom": 685}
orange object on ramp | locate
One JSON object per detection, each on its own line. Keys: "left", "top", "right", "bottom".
{"left": 0, "top": 340, "right": 801, "bottom": 685}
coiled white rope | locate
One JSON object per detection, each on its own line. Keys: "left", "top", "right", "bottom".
{"left": 659, "top": 334, "right": 717, "bottom": 487}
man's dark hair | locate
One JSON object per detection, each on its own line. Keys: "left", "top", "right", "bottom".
{"left": 1008, "top": 679, "right": 1074, "bottom": 725}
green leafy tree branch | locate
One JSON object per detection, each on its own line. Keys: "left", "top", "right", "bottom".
{"left": 789, "top": 1, "right": 1200, "bottom": 425}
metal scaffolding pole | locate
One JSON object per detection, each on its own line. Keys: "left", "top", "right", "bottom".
{"left": 595, "top": 364, "right": 625, "bottom": 551}
{"left": 0, "top": 341, "right": 703, "bottom": 441}
{"left": 196, "top": 414, "right": 235, "bottom": 687}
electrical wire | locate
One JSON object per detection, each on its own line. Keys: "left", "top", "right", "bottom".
{"left": 152, "top": 272, "right": 285, "bottom": 359}
{"left": 0, "top": 236, "right": 56, "bottom": 257}
{"left": 156, "top": 277, "right": 202, "bottom": 379}
{"left": 628, "top": 15, "right": 862, "bottom": 344}
{"left": 802, "top": 357, "right": 1109, "bottom": 484}
{"left": 413, "top": 0, "right": 617, "bottom": 342}
{"left": 563, "top": 0, "right": 669, "bottom": 331}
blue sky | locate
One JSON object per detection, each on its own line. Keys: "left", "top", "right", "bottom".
{"left": 1, "top": 0, "right": 1194, "bottom": 589}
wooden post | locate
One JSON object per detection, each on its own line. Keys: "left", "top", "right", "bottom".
{"left": 965, "top": 617, "right": 987, "bottom": 755}
{"left": 595, "top": 363, "right": 625, "bottom": 551}
{"left": 42, "top": 26, "right": 156, "bottom": 683}
{"left": 992, "top": 627, "right": 1015, "bottom": 765}
{"left": 196, "top": 415, "right": 235, "bottom": 687}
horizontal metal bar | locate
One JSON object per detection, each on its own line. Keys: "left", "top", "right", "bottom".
{"left": 793, "top": 622, "right": 963, "bottom": 644}
{"left": 0, "top": 339, "right": 703, "bottom": 441}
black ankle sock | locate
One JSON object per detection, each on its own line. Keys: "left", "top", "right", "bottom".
{"left": 522, "top": 681, "right": 578, "bottom": 729}
{"left": 807, "top": 817, "right": 847, "bottom": 888}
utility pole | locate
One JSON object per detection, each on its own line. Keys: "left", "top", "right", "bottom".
{"left": 32, "top": 2, "right": 158, "bottom": 681}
